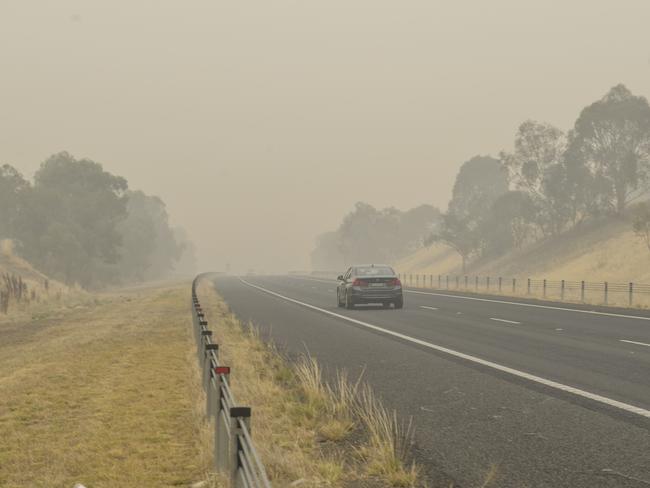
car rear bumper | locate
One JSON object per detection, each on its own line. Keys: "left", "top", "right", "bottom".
{"left": 351, "top": 288, "right": 403, "bottom": 303}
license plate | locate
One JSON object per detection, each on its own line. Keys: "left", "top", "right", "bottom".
{"left": 369, "top": 283, "right": 385, "bottom": 287}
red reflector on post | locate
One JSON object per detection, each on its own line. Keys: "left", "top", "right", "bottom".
{"left": 214, "top": 366, "right": 230, "bottom": 375}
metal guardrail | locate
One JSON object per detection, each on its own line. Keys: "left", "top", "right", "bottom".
{"left": 397, "top": 273, "right": 650, "bottom": 307}
{"left": 191, "top": 275, "right": 272, "bottom": 488}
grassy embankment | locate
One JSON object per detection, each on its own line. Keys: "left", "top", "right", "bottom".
{"left": 395, "top": 216, "right": 650, "bottom": 307}
{"left": 0, "top": 281, "right": 216, "bottom": 488}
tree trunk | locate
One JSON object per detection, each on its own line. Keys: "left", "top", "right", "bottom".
{"left": 615, "top": 179, "right": 627, "bottom": 215}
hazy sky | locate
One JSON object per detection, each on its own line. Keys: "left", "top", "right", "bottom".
{"left": 1, "top": 1, "right": 649, "bottom": 272}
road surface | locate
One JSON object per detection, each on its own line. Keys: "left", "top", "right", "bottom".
{"left": 211, "top": 274, "right": 650, "bottom": 488}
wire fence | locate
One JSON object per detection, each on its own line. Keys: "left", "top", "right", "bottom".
{"left": 396, "top": 273, "right": 650, "bottom": 308}
{"left": 191, "top": 275, "right": 272, "bottom": 488}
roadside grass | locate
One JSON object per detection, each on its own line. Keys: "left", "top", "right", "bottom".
{"left": 0, "top": 283, "right": 216, "bottom": 488}
{"left": 198, "top": 280, "right": 422, "bottom": 487}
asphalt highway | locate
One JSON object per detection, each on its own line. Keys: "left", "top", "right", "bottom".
{"left": 211, "top": 274, "right": 650, "bottom": 488}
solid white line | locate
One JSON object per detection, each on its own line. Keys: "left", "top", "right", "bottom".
{"left": 406, "top": 289, "right": 650, "bottom": 322}
{"left": 239, "top": 278, "right": 650, "bottom": 419}
{"left": 620, "top": 339, "right": 650, "bottom": 348}
{"left": 419, "top": 306, "right": 439, "bottom": 311}
{"left": 490, "top": 317, "right": 521, "bottom": 325}
{"left": 285, "top": 275, "right": 337, "bottom": 284}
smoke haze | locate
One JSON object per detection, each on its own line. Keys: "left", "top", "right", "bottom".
{"left": 2, "top": 0, "right": 649, "bottom": 272}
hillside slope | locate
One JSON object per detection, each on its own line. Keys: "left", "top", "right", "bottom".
{"left": 394, "top": 217, "right": 650, "bottom": 284}
{"left": 0, "top": 239, "right": 84, "bottom": 317}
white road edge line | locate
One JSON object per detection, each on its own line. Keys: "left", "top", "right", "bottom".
{"left": 239, "top": 278, "right": 650, "bottom": 419}
{"left": 406, "top": 289, "right": 650, "bottom": 321}
{"left": 620, "top": 339, "right": 650, "bottom": 348}
{"left": 490, "top": 317, "right": 521, "bottom": 325}
{"left": 283, "top": 276, "right": 650, "bottom": 322}
{"left": 419, "top": 306, "right": 439, "bottom": 311}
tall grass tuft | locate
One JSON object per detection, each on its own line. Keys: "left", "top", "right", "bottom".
{"left": 294, "top": 353, "right": 419, "bottom": 486}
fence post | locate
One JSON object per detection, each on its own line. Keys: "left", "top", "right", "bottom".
{"left": 456, "top": 275, "right": 459, "bottom": 289}
{"left": 487, "top": 276, "right": 490, "bottom": 291}
{"left": 229, "top": 407, "right": 251, "bottom": 484}
{"left": 438, "top": 275, "right": 441, "bottom": 288}
{"left": 416, "top": 274, "right": 419, "bottom": 287}
{"left": 561, "top": 280, "right": 565, "bottom": 300}
{"left": 446, "top": 275, "right": 449, "bottom": 289}
{"left": 409, "top": 274, "right": 412, "bottom": 286}
{"left": 543, "top": 279, "right": 547, "bottom": 298}
{"left": 465, "top": 275, "right": 468, "bottom": 289}
{"left": 475, "top": 276, "right": 478, "bottom": 291}
{"left": 581, "top": 281, "right": 585, "bottom": 302}
{"left": 430, "top": 274, "right": 433, "bottom": 287}
{"left": 512, "top": 278, "right": 516, "bottom": 294}
{"left": 527, "top": 278, "right": 531, "bottom": 295}
{"left": 629, "top": 282, "right": 634, "bottom": 307}
{"left": 498, "top": 277, "right": 502, "bottom": 292}
{"left": 604, "top": 282, "right": 608, "bottom": 305}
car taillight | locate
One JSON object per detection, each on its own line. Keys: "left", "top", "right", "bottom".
{"left": 352, "top": 279, "right": 368, "bottom": 287}
{"left": 389, "top": 278, "right": 401, "bottom": 286}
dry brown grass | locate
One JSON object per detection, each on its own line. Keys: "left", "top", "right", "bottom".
{"left": 0, "top": 283, "right": 217, "bottom": 488}
{"left": 394, "top": 217, "right": 650, "bottom": 308}
{"left": 197, "top": 280, "right": 421, "bottom": 487}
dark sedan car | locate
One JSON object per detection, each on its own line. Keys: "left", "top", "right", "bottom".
{"left": 336, "top": 264, "right": 403, "bottom": 309}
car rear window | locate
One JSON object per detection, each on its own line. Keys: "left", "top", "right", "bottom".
{"left": 355, "top": 266, "right": 394, "bottom": 276}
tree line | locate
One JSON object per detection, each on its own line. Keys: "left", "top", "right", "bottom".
{"left": 432, "top": 84, "right": 650, "bottom": 272}
{"left": 0, "top": 152, "right": 196, "bottom": 288}
{"left": 311, "top": 202, "right": 441, "bottom": 269}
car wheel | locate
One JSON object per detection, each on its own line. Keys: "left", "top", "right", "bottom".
{"left": 345, "top": 291, "right": 355, "bottom": 309}
{"left": 337, "top": 291, "right": 344, "bottom": 308}
{"left": 382, "top": 301, "right": 391, "bottom": 309}
{"left": 394, "top": 296, "right": 404, "bottom": 309}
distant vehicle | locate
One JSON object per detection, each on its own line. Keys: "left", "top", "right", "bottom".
{"left": 336, "top": 264, "right": 403, "bottom": 309}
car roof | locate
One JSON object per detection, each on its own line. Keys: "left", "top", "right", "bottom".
{"left": 351, "top": 264, "right": 391, "bottom": 268}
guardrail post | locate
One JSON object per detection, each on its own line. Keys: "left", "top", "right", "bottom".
{"left": 446, "top": 275, "right": 449, "bottom": 289}
{"left": 604, "top": 282, "right": 608, "bottom": 305}
{"left": 430, "top": 274, "right": 433, "bottom": 287}
{"left": 561, "top": 280, "right": 565, "bottom": 300}
{"left": 229, "top": 407, "right": 251, "bottom": 485}
{"left": 455, "top": 275, "right": 459, "bottom": 289}
{"left": 438, "top": 275, "right": 441, "bottom": 288}
{"left": 543, "top": 279, "right": 547, "bottom": 298}
{"left": 498, "top": 277, "right": 502, "bottom": 292}
{"left": 487, "top": 276, "right": 490, "bottom": 291}
{"left": 581, "top": 281, "right": 585, "bottom": 302}
{"left": 465, "top": 275, "right": 468, "bottom": 289}
{"left": 416, "top": 274, "right": 419, "bottom": 287}
{"left": 215, "top": 371, "right": 231, "bottom": 471}
{"left": 203, "top": 343, "right": 219, "bottom": 391}
{"left": 527, "top": 278, "right": 531, "bottom": 295}
{"left": 475, "top": 276, "right": 478, "bottom": 291}
{"left": 409, "top": 274, "right": 412, "bottom": 286}
{"left": 209, "top": 366, "right": 230, "bottom": 422}
{"left": 512, "top": 278, "right": 516, "bottom": 293}
{"left": 196, "top": 319, "right": 208, "bottom": 363}
{"left": 629, "top": 282, "right": 633, "bottom": 306}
